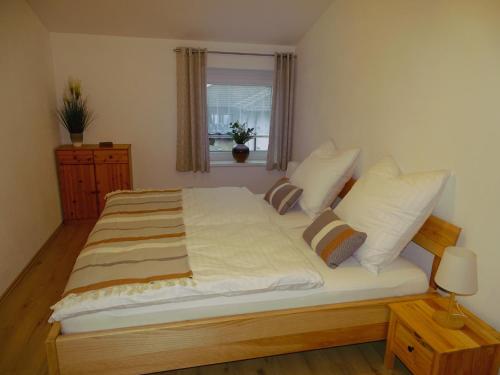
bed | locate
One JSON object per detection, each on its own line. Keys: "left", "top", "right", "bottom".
{"left": 46, "top": 179, "right": 461, "bottom": 375}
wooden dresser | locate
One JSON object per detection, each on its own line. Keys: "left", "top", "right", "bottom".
{"left": 55, "top": 144, "right": 132, "bottom": 220}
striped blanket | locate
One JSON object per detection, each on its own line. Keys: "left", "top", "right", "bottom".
{"left": 63, "top": 189, "right": 192, "bottom": 297}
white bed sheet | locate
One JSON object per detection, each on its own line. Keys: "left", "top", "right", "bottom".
{"left": 60, "top": 194, "right": 428, "bottom": 334}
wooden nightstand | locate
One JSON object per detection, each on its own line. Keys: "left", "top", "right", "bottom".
{"left": 384, "top": 298, "right": 500, "bottom": 375}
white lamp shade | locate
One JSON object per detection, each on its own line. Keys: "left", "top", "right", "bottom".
{"left": 435, "top": 246, "right": 478, "bottom": 295}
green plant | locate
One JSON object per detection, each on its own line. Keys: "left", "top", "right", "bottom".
{"left": 228, "top": 121, "right": 255, "bottom": 144}
{"left": 57, "top": 78, "right": 94, "bottom": 134}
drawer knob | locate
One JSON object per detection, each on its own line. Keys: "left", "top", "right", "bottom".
{"left": 407, "top": 345, "right": 414, "bottom": 353}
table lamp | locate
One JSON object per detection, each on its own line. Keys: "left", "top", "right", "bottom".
{"left": 433, "top": 246, "right": 478, "bottom": 329}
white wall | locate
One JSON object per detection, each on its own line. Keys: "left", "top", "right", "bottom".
{"left": 295, "top": 0, "right": 500, "bottom": 329}
{"left": 50, "top": 33, "right": 292, "bottom": 193}
{"left": 0, "top": 0, "right": 61, "bottom": 296}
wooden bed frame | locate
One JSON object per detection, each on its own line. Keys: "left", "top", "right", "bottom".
{"left": 46, "top": 179, "right": 462, "bottom": 375}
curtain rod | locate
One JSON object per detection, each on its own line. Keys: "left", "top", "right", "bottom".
{"left": 173, "top": 48, "right": 293, "bottom": 58}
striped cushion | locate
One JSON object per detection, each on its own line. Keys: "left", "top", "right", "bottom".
{"left": 303, "top": 209, "right": 367, "bottom": 268}
{"left": 264, "top": 177, "right": 303, "bottom": 215}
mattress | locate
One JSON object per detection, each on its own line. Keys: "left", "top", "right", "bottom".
{"left": 59, "top": 193, "right": 428, "bottom": 334}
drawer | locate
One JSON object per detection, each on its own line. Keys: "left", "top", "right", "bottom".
{"left": 393, "top": 321, "right": 434, "bottom": 375}
{"left": 57, "top": 150, "right": 93, "bottom": 164}
{"left": 94, "top": 150, "right": 129, "bottom": 163}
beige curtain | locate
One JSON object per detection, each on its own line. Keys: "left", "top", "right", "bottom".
{"left": 176, "top": 48, "right": 209, "bottom": 172}
{"left": 266, "top": 53, "right": 296, "bottom": 171}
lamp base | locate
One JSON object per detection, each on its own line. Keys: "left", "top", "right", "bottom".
{"left": 432, "top": 310, "right": 465, "bottom": 330}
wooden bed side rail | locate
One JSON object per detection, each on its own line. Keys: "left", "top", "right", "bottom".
{"left": 48, "top": 292, "right": 436, "bottom": 375}
{"left": 46, "top": 322, "right": 61, "bottom": 375}
{"left": 339, "top": 178, "right": 462, "bottom": 288}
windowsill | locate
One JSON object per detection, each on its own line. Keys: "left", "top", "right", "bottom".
{"left": 210, "top": 160, "right": 267, "bottom": 167}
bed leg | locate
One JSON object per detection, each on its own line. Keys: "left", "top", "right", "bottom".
{"left": 46, "top": 322, "right": 61, "bottom": 375}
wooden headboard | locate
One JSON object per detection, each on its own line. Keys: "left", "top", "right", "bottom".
{"left": 338, "top": 178, "right": 461, "bottom": 288}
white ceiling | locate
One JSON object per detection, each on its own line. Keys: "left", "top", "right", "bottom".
{"left": 27, "top": 0, "right": 334, "bottom": 45}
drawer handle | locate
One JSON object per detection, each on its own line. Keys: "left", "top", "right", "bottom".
{"left": 407, "top": 345, "right": 414, "bottom": 353}
{"left": 413, "top": 332, "right": 431, "bottom": 350}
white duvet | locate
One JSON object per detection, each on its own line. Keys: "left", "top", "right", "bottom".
{"left": 50, "top": 187, "right": 323, "bottom": 322}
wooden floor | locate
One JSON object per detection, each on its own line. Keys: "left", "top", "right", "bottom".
{"left": 0, "top": 222, "right": 410, "bottom": 375}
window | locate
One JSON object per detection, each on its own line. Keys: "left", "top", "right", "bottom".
{"left": 207, "top": 68, "right": 273, "bottom": 161}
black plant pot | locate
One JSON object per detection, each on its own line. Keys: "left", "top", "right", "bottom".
{"left": 232, "top": 144, "right": 249, "bottom": 163}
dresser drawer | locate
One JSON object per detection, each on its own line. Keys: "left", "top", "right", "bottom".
{"left": 94, "top": 150, "right": 129, "bottom": 163}
{"left": 56, "top": 150, "right": 94, "bottom": 164}
{"left": 393, "top": 321, "right": 434, "bottom": 375}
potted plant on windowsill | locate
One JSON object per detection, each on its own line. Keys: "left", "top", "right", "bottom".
{"left": 229, "top": 121, "right": 255, "bottom": 163}
{"left": 57, "top": 78, "right": 94, "bottom": 147}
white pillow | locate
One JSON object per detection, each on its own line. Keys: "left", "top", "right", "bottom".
{"left": 334, "top": 157, "right": 450, "bottom": 274}
{"left": 290, "top": 141, "right": 360, "bottom": 218}
{"left": 285, "top": 161, "right": 301, "bottom": 178}
{"left": 310, "top": 139, "right": 337, "bottom": 158}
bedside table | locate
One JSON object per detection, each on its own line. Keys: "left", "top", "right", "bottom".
{"left": 384, "top": 298, "right": 500, "bottom": 375}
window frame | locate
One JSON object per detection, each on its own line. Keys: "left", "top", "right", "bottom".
{"left": 206, "top": 68, "right": 273, "bottom": 163}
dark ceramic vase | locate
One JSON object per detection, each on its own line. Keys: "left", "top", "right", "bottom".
{"left": 232, "top": 144, "right": 250, "bottom": 163}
